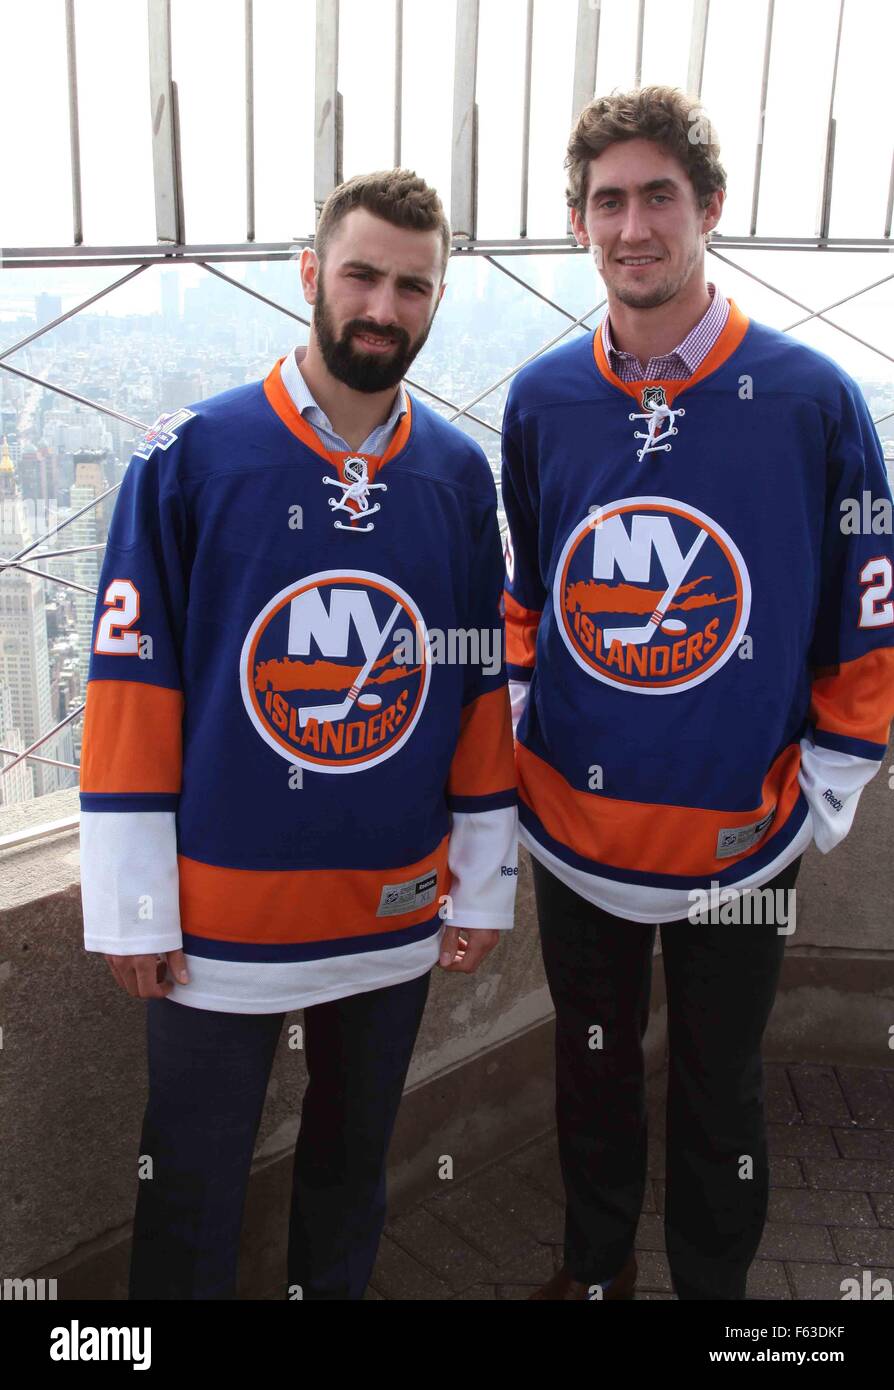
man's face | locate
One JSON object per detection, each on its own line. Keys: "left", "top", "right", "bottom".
{"left": 570, "top": 138, "right": 723, "bottom": 310}
{"left": 302, "top": 207, "right": 446, "bottom": 392}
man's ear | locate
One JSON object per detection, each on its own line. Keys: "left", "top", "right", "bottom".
{"left": 570, "top": 206, "right": 589, "bottom": 248}
{"left": 437, "top": 279, "right": 447, "bottom": 304}
{"left": 300, "top": 247, "right": 319, "bottom": 304}
{"left": 703, "top": 188, "right": 724, "bottom": 237}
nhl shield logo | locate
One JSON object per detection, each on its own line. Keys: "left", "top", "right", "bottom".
{"left": 240, "top": 569, "right": 430, "bottom": 772}
{"left": 554, "top": 495, "right": 751, "bottom": 694}
{"left": 343, "top": 455, "right": 368, "bottom": 484}
{"left": 640, "top": 386, "right": 667, "bottom": 411}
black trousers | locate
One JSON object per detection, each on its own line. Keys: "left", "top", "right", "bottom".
{"left": 128, "top": 969, "right": 430, "bottom": 1300}
{"left": 532, "top": 854, "right": 802, "bottom": 1300}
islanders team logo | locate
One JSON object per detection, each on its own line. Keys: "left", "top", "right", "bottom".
{"left": 240, "top": 569, "right": 430, "bottom": 773}
{"left": 555, "top": 496, "right": 751, "bottom": 694}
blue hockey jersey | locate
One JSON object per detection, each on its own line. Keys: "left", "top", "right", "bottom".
{"left": 502, "top": 298, "right": 894, "bottom": 921}
{"left": 79, "top": 356, "right": 518, "bottom": 1012}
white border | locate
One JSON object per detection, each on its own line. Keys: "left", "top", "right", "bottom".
{"left": 553, "top": 495, "right": 752, "bottom": 697}
{"left": 239, "top": 568, "right": 431, "bottom": 774}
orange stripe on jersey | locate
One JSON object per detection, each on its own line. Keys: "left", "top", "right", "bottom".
{"left": 262, "top": 355, "right": 413, "bottom": 483}
{"left": 80, "top": 679, "right": 183, "bottom": 793}
{"left": 810, "top": 646, "right": 894, "bottom": 747}
{"left": 448, "top": 685, "right": 517, "bottom": 799}
{"left": 178, "top": 835, "right": 450, "bottom": 944}
{"left": 504, "top": 589, "right": 541, "bottom": 669}
{"left": 592, "top": 299, "right": 751, "bottom": 408}
{"left": 516, "top": 740, "right": 802, "bottom": 876}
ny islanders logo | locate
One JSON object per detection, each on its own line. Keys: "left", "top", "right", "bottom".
{"left": 240, "top": 569, "right": 430, "bottom": 772}
{"left": 555, "top": 497, "right": 750, "bottom": 694}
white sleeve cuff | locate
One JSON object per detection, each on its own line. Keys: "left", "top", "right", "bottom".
{"left": 797, "top": 737, "right": 880, "bottom": 854}
{"left": 80, "top": 810, "right": 183, "bottom": 954}
{"left": 445, "top": 805, "right": 518, "bottom": 929}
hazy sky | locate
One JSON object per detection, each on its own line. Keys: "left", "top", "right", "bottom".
{"left": 1, "top": 0, "right": 892, "bottom": 382}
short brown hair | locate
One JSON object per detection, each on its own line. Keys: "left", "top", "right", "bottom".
{"left": 565, "top": 85, "right": 727, "bottom": 217}
{"left": 314, "top": 169, "right": 451, "bottom": 278}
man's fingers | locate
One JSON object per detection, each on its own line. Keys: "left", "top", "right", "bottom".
{"left": 439, "top": 929, "right": 501, "bottom": 973}
{"left": 438, "top": 925, "right": 462, "bottom": 967}
{"left": 103, "top": 953, "right": 174, "bottom": 999}
{"left": 166, "top": 947, "right": 190, "bottom": 984}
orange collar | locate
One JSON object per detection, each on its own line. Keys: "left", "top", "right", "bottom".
{"left": 262, "top": 355, "right": 413, "bottom": 483}
{"left": 592, "top": 298, "right": 750, "bottom": 408}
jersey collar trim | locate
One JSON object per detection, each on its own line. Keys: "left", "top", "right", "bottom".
{"left": 262, "top": 356, "right": 414, "bottom": 479}
{"left": 591, "top": 298, "right": 750, "bottom": 407}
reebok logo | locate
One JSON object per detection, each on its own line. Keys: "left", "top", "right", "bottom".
{"left": 822, "top": 788, "right": 843, "bottom": 812}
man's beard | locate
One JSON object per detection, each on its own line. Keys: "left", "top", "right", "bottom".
{"left": 312, "top": 272, "right": 435, "bottom": 393}
{"left": 608, "top": 240, "right": 701, "bottom": 310}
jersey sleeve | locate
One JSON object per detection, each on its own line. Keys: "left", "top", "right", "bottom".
{"left": 798, "top": 379, "right": 894, "bottom": 852}
{"left": 444, "top": 479, "right": 518, "bottom": 930}
{"left": 78, "top": 430, "right": 191, "bottom": 954}
{"left": 500, "top": 400, "right": 546, "bottom": 737}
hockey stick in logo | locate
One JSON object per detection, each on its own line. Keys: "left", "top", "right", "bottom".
{"left": 297, "top": 600, "right": 404, "bottom": 726}
{"left": 602, "top": 528, "right": 708, "bottom": 646}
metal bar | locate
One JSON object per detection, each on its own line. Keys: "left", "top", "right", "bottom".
{"left": 200, "top": 262, "right": 312, "bottom": 328}
{"left": 393, "top": 0, "right": 403, "bottom": 167}
{"left": 451, "top": 0, "right": 479, "bottom": 241}
{"left": 750, "top": 0, "right": 775, "bottom": 237}
{"left": 0, "top": 749, "right": 79, "bottom": 773}
{"left": 708, "top": 247, "right": 894, "bottom": 365}
{"left": 0, "top": 817, "right": 80, "bottom": 851}
{"left": 245, "top": 0, "right": 255, "bottom": 242}
{"left": 686, "top": 0, "right": 710, "bottom": 97}
{"left": 64, "top": 0, "right": 83, "bottom": 246}
{"left": 4, "top": 232, "right": 894, "bottom": 267}
{"left": 485, "top": 254, "right": 599, "bottom": 329}
{"left": 0, "top": 266, "right": 149, "bottom": 363}
{"left": 0, "top": 361, "right": 147, "bottom": 432}
{"left": 781, "top": 272, "right": 894, "bottom": 332}
{"left": 0, "top": 704, "right": 86, "bottom": 778}
{"left": 0, "top": 241, "right": 311, "bottom": 260}
{"left": 314, "top": 0, "right": 340, "bottom": 218}
{"left": 404, "top": 382, "right": 500, "bottom": 437}
{"left": 570, "top": 0, "right": 599, "bottom": 121}
{"left": 4, "top": 480, "right": 123, "bottom": 568}
{"left": 0, "top": 561, "right": 98, "bottom": 595}
{"left": 0, "top": 542, "right": 106, "bottom": 563}
{"left": 816, "top": 0, "right": 846, "bottom": 240}
{"left": 147, "top": 0, "right": 182, "bottom": 243}
{"left": 634, "top": 0, "right": 645, "bottom": 88}
{"left": 886, "top": 146, "right": 894, "bottom": 240}
{"left": 448, "top": 301, "right": 604, "bottom": 422}
{"left": 519, "top": 0, "right": 534, "bottom": 239}
{"left": 570, "top": 0, "right": 605, "bottom": 236}
{"left": 2, "top": 243, "right": 892, "bottom": 271}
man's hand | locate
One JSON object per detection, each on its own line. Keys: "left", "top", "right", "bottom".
{"left": 103, "top": 949, "right": 190, "bottom": 999}
{"left": 438, "top": 927, "right": 500, "bottom": 973}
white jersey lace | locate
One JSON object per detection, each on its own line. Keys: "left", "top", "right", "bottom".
{"left": 322, "top": 455, "right": 387, "bottom": 532}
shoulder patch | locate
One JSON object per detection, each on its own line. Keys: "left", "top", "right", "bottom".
{"left": 133, "top": 407, "right": 197, "bottom": 460}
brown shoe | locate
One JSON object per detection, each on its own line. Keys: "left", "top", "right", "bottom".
{"left": 528, "top": 1252, "right": 637, "bottom": 1301}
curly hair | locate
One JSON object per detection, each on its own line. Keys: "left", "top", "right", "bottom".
{"left": 565, "top": 85, "right": 727, "bottom": 216}
{"left": 314, "top": 169, "right": 451, "bottom": 278}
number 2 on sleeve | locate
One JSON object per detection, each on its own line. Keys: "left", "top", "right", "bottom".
{"left": 858, "top": 556, "right": 894, "bottom": 628}
{"left": 94, "top": 579, "right": 141, "bottom": 654}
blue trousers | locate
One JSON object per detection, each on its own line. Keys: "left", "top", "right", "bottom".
{"left": 128, "top": 969, "right": 431, "bottom": 1300}
{"left": 532, "top": 855, "right": 801, "bottom": 1300}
